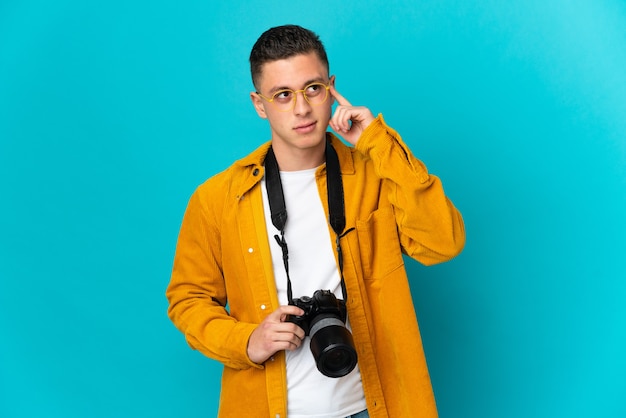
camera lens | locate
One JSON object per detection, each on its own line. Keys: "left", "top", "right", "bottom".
{"left": 309, "top": 316, "right": 357, "bottom": 378}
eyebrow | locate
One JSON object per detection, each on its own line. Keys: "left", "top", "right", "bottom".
{"left": 267, "top": 77, "right": 327, "bottom": 95}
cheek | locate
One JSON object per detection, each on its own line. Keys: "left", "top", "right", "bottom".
{"left": 319, "top": 103, "right": 333, "bottom": 122}
{"left": 265, "top": 112, "right": 290, "bottom": 131}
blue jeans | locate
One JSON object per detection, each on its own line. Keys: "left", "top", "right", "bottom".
{"left": 346, "top": 410, "right": 369, "bottom": 418}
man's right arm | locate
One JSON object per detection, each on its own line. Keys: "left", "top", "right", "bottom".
{"left": 166, "top": 191, "right": 261, "bottom": 370}
{"left": 166, "top": 190, "right": 305, "bottom": 368}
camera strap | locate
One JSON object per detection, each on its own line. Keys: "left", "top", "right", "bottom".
{"left": 264, "top": 141, "right": 350, "bottom": 304}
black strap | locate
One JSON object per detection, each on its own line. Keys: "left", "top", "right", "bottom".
{"left": 264, "top": 141, "right": 349, "bottom": 304}
{"left": 264, "top": 147, "right": 288, "bottom": 232}
{"left": 325, "top": 142, "right": 346, "bottom": 236}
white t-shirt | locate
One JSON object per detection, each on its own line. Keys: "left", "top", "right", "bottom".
{"left": 261, "top": 167, "right": 367, "bottom": 418}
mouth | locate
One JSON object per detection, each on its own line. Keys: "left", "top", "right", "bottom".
{"left": 293, "top": 121, "right": 317, "bottom": 134}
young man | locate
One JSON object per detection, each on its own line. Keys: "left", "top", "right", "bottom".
{"left": 166, "top": 25, "right": 465, "bottom": 418}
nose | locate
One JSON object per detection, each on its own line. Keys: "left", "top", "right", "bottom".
{"left": 293, "top": 90, "right": 312, "bottom": 115}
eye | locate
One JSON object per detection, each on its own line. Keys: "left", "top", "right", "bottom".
{"left": 273, "top": 90, "right": 294, "bottom": 103}
{"left": 305, "top": 83, "right": 324, "bottom": 97}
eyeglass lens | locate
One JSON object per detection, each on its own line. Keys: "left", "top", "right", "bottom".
{"left": 272, "top": 83, "right": 328, "bottom": 110}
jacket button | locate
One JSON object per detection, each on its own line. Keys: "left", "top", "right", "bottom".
{"left": 253, "top": 168, "right": 260, "bottom": 176}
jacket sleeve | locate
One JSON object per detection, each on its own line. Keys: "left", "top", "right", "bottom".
{"left": 166, "top": 188, "right": 261, "bottom": 370}
{"left": 355, "top": 114, "right": 466, "bottom": 265}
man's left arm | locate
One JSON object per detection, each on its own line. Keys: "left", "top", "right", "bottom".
{"left": 329, "top": 85, "right": 465, "bottom": 265}
{"left": 355, "top": 114, "right": 466, "bottom": 265}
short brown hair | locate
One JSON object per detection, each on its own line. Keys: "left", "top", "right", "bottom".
{"left": 249, "top": 25, "right": 329, "bottom": 90}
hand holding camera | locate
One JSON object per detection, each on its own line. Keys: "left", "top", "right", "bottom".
{"left": 247, "top": 305, "right": 306, "bottom": 365}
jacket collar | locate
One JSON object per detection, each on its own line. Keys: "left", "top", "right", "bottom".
{"left": 232, "top": 132, "right": 355, "bottom": 200}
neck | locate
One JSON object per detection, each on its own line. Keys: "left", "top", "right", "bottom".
{"left": 271, "top": 140, "right": 326, "bottom": 171}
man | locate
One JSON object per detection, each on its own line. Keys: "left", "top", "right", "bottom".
{"left": 166, "top": 25, "right": 465, "bottom": 418}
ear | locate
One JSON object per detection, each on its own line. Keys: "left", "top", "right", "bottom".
{"left": 329, "top": 75, "right": 336, "bottom": 105}
{"left": 250, "top": 92, "right": 268, "bottom": 119}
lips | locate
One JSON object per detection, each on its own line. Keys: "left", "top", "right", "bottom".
{"left": 293, "top": 121, "right": 316, "bottom": 133}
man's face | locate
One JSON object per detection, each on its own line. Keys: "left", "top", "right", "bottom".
{"left": 251, "top": 52, "right": 334, "bottom": 158}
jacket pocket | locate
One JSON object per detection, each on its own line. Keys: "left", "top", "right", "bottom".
{"left": 355, "top": 206, "right": 404, "bottom": 281}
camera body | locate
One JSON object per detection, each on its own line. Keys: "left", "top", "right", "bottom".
{"left": 287, "top": 289, "right": 357, "bottom": 378}
{"left": 288, "top": 289, "right": 347, "bottom": 334}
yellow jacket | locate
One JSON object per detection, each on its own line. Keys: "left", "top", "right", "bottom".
{"left": 167, "top": 115, "right": 465, "bottom": 417}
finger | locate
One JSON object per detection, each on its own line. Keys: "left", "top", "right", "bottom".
{"left": 285, "top": 334, "right": 303, "bottom": 350}
{"left": 330, "top": 106, "right": 353, "bottom": 133}
{"left": 274, "top": 336, "right": 301, "bottom": 351}
{"left": 293, "top": 326, "right": 306, "bottom": 341}
{"left": 275, "top": 305, "right": 305, "bottom": 322}
{"left": 270, "top": 326, "right": 304, "bottom": 350}
{"left": 329, "top": 83, "right": 352, "bottom": 107}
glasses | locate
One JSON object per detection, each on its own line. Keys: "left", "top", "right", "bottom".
{"left": 258, "top": 82, "right": 331, "bottom": 112}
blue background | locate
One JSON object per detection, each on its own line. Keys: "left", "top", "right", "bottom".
{"left": 1, "top": 1, "right": 625, "bottom": 417}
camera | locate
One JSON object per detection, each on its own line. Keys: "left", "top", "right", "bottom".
{"left": 287, "top": 289, "right": 358, "bottom": 378}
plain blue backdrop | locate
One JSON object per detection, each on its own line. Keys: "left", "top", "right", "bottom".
{"left": 1, "top": 1, "right": 625, "bottom": 417}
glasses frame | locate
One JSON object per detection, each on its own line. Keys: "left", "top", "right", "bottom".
{"left": 257, "top": 82, "right": 331, "bottom": 112}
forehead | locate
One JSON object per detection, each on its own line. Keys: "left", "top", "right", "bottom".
{"left": 257, "top": 52, "right": 329, "bottom": 93}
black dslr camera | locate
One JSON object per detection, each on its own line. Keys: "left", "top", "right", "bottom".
{"left": 287, "top": 289, "right": 358, "bottom": 378}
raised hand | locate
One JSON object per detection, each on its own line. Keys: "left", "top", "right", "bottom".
{"left": 246, "top": 305, "right": 306, "bottom": 364}
{"left": 328, "top": 84, "right": 375, "bottom": 145}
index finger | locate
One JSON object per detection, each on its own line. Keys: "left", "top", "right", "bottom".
{"left": 330, "top": 83, "right": 352, "bottom": 107}
{"left": 275, "top": 305, "right": 305, "bottom": 321}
